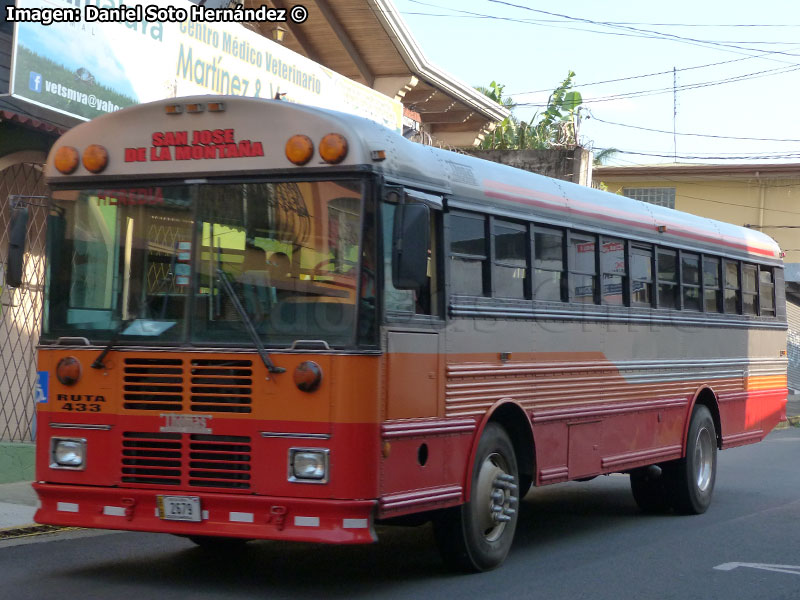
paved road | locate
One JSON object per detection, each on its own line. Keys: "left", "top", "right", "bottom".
{"left": 1, "top": 427, "right": 799, "bottom": 600}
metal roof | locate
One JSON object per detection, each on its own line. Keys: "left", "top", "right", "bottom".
{"left": 244, "top": 0, "right": 509, "bottom": 145}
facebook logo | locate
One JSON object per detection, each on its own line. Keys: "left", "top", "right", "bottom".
{"left": 29, "top": 72, "right": 43, "bottom": 93}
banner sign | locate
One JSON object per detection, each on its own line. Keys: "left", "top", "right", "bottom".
{"left": 9, "top": 0, "right": 403, "bottom": 132}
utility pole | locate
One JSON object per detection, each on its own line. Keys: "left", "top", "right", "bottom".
{"left": 673, "top": 67, "right": 678, "bottom": 163}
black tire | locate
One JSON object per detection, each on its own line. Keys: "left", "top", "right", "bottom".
{"left": 630, "top": 465, "right": 672, "bottom": 513}
{"left": 668, "top": 404, "right": 717, "bottom": 514}
{"left": 433, "top": 423, "right": 520, "bottom": 572}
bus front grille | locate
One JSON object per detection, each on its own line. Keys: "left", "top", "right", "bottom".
{"left": 123, "top": 358, "right": 184, "bottom": 411}
{"left": 120, "top": 432, "right": 252, "bottom": 490}
{"left": 121, "top": 432, "right": 182, "bottom": 486}
{"left": 122, "top": 357, "right": 254, "bottom": 414}
{"left": 188, "top": 434, "right": 252, "bottom": 489}
{"left": 190, "top": 359, "right": 253, "bottom": 414}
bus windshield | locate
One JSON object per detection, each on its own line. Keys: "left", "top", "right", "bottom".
{"left": 44, "top": 179, "right": 372, "bottom": 348}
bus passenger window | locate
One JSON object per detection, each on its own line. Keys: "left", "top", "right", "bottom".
{"left": 568, "top": 232, "right": 597, "bottom": 304}
{"left": 759, "top": 266, "right": 775, "bottom": 317}
{"left": 449, "top": 213, "right": 487, "bottom": 296}
{"left": 600, "top": 237, "right": 625, "bottom": 305}
{"left": 742, "top": 264, "right": 758, "bottom": 315}
{"left": 657, "top": 249, "right": 678, "bottom": 309}
{"left": 533, "top": 227, "right": 564, "bottom": 302}
{"left": 703, "top": 256, "right": 721, "bottom": 313}
{"left": 723, "top": 261, "right": 740, "bottom": 313}
{"left": 631, "top": 245, "right": 653, "bottom": 306}
{"left": 681, "top": 252, "right": 701, "bottom": 311}
{"left": 492, "top": 220, "right": 527, "bottom": 299}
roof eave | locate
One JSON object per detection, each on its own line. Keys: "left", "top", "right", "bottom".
{"left": 370, "top": 0, "right": 509, "bottom": 122}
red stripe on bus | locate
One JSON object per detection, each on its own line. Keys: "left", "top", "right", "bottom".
{"left": 483, "top": 188, "right": 777, "bottom": 258}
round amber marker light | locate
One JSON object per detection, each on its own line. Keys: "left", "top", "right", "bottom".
{"left": 56, "top": 356, "right": 82, "bottom": 386}
{"left": 82, "top": 144, "right": 109, "bottom": 174}
{"left": 319, "top": 133, "right": 348, "bottom": 164}
{"left": 54, "top": 146, "right": 80, "bottom": 174}
{"left": 285, "top": 135, "right": 314, "bottom": 165}
{"left": 294, "top": 361, "right": 323, "bottom": 393}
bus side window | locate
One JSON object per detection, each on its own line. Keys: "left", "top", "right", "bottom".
{"left": 492, "top": 219, "right": 527, "bottom": 299}
{"left": 723, "top": 260, "right": 741, "bottom": 314}
{"left": 681, "top": 252, "right": 701, "bottom": 311}
{"left": 759, "top": 266, "right": 775, "bottom": 317}
{"left": 533, "top": 226, "right": 565, "bottom": 302}
{"left": 449, "top": 212, "right": 487, "bottom": 297}
{"left": 568, "top": 231, "right": 597, "bottom": 304}
{"left": 742, "top": 264, "right": 758, "bottom": 315}
{"left": 630, "top": 244, "right": 653, "bottom": 306}
{"left": 600, "top": 237, "right": 626, "bottom": 305}
{"left": 657, "top": 248, "right": 678, "bottom": 309}
{"left": 703, "top": 256, "right": 721, "bottom": 313}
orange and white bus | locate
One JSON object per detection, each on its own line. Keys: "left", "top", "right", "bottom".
{"left": 15, "top": 96, "right": 786, "bottom": 572}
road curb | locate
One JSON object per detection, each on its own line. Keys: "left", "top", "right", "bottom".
{"left": 0, "top": 524, "right": 74, "bottom": 540}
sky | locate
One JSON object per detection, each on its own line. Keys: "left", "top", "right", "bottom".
{"left": 391, "top": 0, "right": 800, "bottom": 166}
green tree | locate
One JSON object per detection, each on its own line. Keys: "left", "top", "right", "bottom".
{"left": 593, "top": 147, "right": 619, "bottom": 165}
{"left": 478, "top": 72, "right": 583, "bottom": 150}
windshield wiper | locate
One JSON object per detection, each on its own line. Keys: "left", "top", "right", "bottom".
{"left": 91, "top": 270, "right": 177, "bottom": 370}
{"left": 215, "top": 267, "right": 285, "bottom": 374}
{"left": 90, "top": 318, "right": 134, "bottom": 369}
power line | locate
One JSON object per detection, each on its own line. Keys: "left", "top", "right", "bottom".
{"left": 480, "top": 0, "right": 800, "bottom": 61}
{"left": 509, "top": 56, "right": 761, "bottom": 95}
{"left": 588, "top": 114, "right": 800, "bottom": 142}
{"left": 514, "top": 63, "right": 800, "bottom": 107}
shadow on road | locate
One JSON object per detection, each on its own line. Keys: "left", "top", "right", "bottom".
{"left": 53, "top": 475, "right": 676, "bottom": 597}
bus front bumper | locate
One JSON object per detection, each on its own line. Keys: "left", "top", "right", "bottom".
{"left": 33, "top": 483, "right": 377, "bottom": 544}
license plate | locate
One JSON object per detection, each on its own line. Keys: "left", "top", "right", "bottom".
{"left": 157, "top": 495, "right": 202, "bottom": 522}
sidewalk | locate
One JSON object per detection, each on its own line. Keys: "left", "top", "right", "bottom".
{"left": 0, "top": 396, "right": 798, "bottom": 534}
{"left": 0, "top": 481, "right": 38, "bottom": 534}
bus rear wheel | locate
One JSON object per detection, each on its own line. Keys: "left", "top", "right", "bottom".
{"left": 667, "top": 404, "right": 717, "bottom": 514}
{"left": 433, "top": 423, "right": 520, "bottom": 572}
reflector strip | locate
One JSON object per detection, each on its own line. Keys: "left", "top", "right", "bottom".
{"left": 229, "top": 512, "right": 254, "bottom": 523}
{"left": 57, "top": 502, "right": 78, "bottom": 513}
{"left": 103, "top": 506, "right": 126, "bottom": 517}
{"left": 342, "top": 518, "right": 368, "bottom": 529}
{"left": 294, "top": 516, "right": 319, "bottom": 527}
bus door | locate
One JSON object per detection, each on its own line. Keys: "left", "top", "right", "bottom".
{"left": 381, "top": 191, "right": 444, "bottom": 420}
{"left": 379, "top": 190, "right": 447, "bottom": 500}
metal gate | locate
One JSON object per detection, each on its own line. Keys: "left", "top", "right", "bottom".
{"left": 0, "top": 162, "right": 48, "bottom": 442}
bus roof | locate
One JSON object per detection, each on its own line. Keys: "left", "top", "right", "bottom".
{"left": 45, "top": 95, "right": 781, "bottom": 264}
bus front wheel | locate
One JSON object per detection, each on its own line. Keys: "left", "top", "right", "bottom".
{"left": 667, "top": 404, "right": 717, "bottom": 514}
{"left": 433, "top": 423, "right": 520, "bottom": 572}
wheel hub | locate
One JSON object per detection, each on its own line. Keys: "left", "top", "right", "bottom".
{"left": 475, "top": 452, "right": 518, "bottom": 542}
{"left": 694, "top": 426, "right": 714, "bottom": 492}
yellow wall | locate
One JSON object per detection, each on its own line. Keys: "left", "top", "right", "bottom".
{"left": 597, "top": 174, "right": 800, "bottom": 266}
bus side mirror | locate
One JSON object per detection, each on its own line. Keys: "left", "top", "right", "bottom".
{"left": 392, "top": 203, "right": 430, "bottom": 290}
{"left": 6, "top": 206, "right": 29, "bottom": 288}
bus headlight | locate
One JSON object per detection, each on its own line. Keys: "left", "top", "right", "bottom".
{"left": 51, "top": 438, "right": 86, "bottom": 469}
{"left": 289, "top": 448, "right": 329, "bottom": 483}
